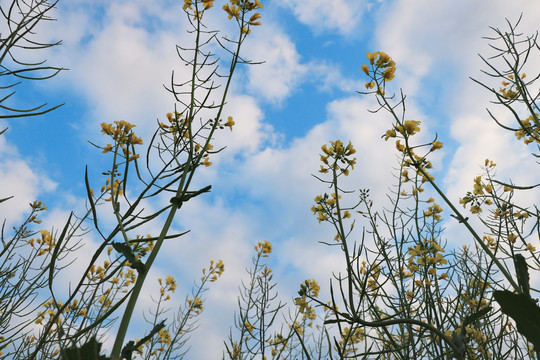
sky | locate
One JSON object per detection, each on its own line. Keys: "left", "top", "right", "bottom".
{"left": 2, "top": 0, "right": 540, "bottom": 358}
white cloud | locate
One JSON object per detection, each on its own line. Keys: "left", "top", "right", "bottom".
{"left": 376, "top": 0, "right": 540, "bottom": 96}
{"left": 244, "top": 23, "right": 308, "bottom": 104}
{"left": 0, "top": 134, "right": 57, "bottom": 228}
{"left": 211, "top": 94, "right": 275, "bottom": 156}
{"left": 275, "top": 0, "right": 367, "bottom": 36}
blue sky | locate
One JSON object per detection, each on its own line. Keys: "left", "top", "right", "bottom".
{"left": 2, "top": 0, "right": 540, "bottom": 358}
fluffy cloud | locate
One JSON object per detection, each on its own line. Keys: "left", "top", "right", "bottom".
{"left": 243, "top": 23, "right": 308, "bottom": 104}
{"left": 0, "top": 131, "right": 57, "bottom": 228}
{"left": 274, "top": 0, "right": 368, "bottom": 36}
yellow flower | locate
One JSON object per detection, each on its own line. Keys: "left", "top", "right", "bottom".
{"left": 401, "top": 170, "right": 409, "bottom": 182}
{"left": 366, "top": 52, "right": 377, "bottom": 65}
{"left": 249, "top": 13, "right": 261, "bottom": 26}
{"left": 183, "top": 0, "right": 193, "bottom": 10}
{"left": 201, "top": 157, "right": 212, "bottom": 167}
{"left": 438, "top": 273, "right": 449, "bottom": 280}
{"left": 223, "top": 3, "right": 240, "bottom": 20}
{"left": 129, "top": 135, "right": 143, "bottom": 145}
{"left": 165, "top": 275, "right": 177, "bottom": 292}
{"left": 375, "top": 52, "right": 391, "bottom": 66}
{"left": 381, "top": 67, "right": 395, "bottom": 81}
{"left": 224, "top": 116, "right": 235, "bottom": 131}
{"left": 403, "top": 120, "right": 421, "bottom": 135}
{"left": 202, "top": 0, "right": 214, "bottom": 10}
{"left": 255, "top": 240, "right": 272, "bottom": 256}
{"left": 470, "top": 205, "right": 482, "bottom": 214}
{"left": 295, "top": 296, "right": 308, "bottom": 313}
{"left": 430, "top": 141, "right": 443, "bottom": 151}
{"left": 101, "top": 122, "right": 114, "bottom": 135}
{"left": 365, "top": 81, "right": 375, "bottom": 89}
{"left": 383, "top": 129, "right": 396, "bottom": 140}
{"left": 307, "top": 279, "right": 320, "bottom": 297}
{"left": 102, "top": 144, "right": 113, "bottom": 153}
{"left": 361, "top": 64, "right": 370, "bottom": 75}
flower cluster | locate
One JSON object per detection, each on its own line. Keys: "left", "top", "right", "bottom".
{"left": 160, "top": 112, "right": 217, "bottom": 167}
{"left": 202, "top": 259, "right": 225, "bottom": 282}
{"left": 159, "top": 112, "right": 191, "bottom": 137}
{"left": 361, "top": 51, "right": 396, "bottom": 95}
{"left": 223, "top": 0, "right": 263, "bottom": 34}
{"left": 100, "top": 120, "right": 143, "bottom": 162}
{"left": 156, "top": 328, "right": 172, "bottom": 352}
{"left": 35, "top": 299, "right": 72, "bottom": 326}
{"left": 424, "top": 202, "right": 443, "bottom": 222}
{"left": 268, "top": 334, "right": 288, "bottom": 358}
{"left": 336, "top": 327, "right": 366, "bottom": 356}
{"left": 407, "top": 238, "right": 448, "bottom": 286}
{"left": 295, "top": 279, "right": 320, "bottom": 316}
{"left": 383, "top": 117, "right": 441, "bottom": 196}
{"left": 319, "top": 140, "right": 356, "bottom": 176}
{"left": 30, "top": 200, "right": 48, "bottom": 212}
{"left": 459, "top": 162, "right": 498, "bottom": 214}
{"left": 498, "top": 75, "right": 524, "bottom": 100}
{"left": 100, "top": 176, "right": 123, "bottom": 202}
{"left": 254, "top": 240, "right": 272, "bottom": 257}
{"left": 187, "top": 297, "right": 204, "bottom": 315}
{"left": 514, "top": 113, "right": 540, "bottom": 145}
{"left": 27, "top": 230, "right": 56, "bottom": 256}
{"left": 158, "top": 275, "right": 177, "bottom": 300}
{"left": 366, "top": 263, "right": 381, "bottom": 292}
{"left": 183, "top": 0, "right": 215, "bottom": 20}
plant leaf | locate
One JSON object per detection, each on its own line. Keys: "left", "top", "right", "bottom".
{"left": 60, "top": 337, "right": 109, "bottom": 360}
{"left": 493, "top": 290, "right": 540, "bottom": 350}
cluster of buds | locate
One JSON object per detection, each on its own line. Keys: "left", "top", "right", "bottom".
{"left": 202, "top": 259, "right": 225, "bottom": 282}
{"left": 27, "top": 230, "right": 56, "bottom": 256}
{"left": 223, "top": 0, "right": 263, "bottom": 34}
{"left": 295, "top": 279, "right": 320, "bottom": 316}
{"left": 407, "top": 238, "right": 448, "bottom": 286}
{"left": 183, "top": 0, "right": 215, "bottom": 20}
{"left": 362, "top": 51, "right": 396, "bottom": 95}
{"left": 158, "top": 275, "right": 177, "bottom": 300}
{"left": 515, "top": 113, "right": 540, "bottom": 145}
{"left": 100, "top": 121, "right": 143, "bottom": 163}
{"left": 498, "top": 75, "right": 523, "bottom": 100}
{"left": 319, "top": 140, "right": 356, "bottom": 176}
{"left": 160, "top": 112, "right": 191, "bottom": 138}
{"left": 254, "top": 240, "right": 272, "bottom": 257}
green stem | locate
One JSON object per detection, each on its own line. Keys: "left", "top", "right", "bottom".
{"left": 110, "top": 203, "right": 180, "bottom": 358}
